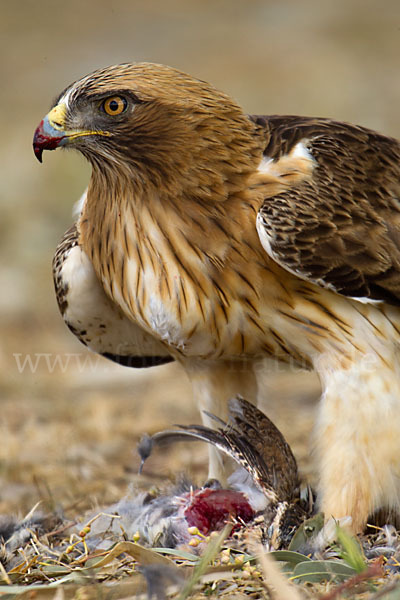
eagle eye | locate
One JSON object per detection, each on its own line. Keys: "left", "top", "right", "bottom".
{"left": 101, "top": 96, "right": 128, "bottom": 116}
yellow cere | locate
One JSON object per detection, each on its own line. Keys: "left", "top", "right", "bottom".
{"left": 48, "top": 103, "right": 67, "bottom": 130}
{"left": 46, "top": 101, "right": 111, "bottom": 140}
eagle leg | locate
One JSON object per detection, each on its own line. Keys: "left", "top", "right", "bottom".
{"left": 315, "top": 359, "right": 400, "bottom": 533}
{"left": 183, "top": 359, "right": 258, "bottom": 484}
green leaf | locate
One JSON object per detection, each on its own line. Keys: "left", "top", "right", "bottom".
{"left": 37, "top": 564, "right": 72, "bottom": 575}
{"left": 152, "top": 547, "right": 199, "bottom": 562}
{"left": 335, "top": 526, "right": 366, "bottom": 573}
{"left": 269, "top": 550, "right": 312, "bottom": 567}
{"left": 291, "top": 559, "right": 356, "bottom": 583}
{"left": 0, "top": 585, "right": 35, "bottom": 598}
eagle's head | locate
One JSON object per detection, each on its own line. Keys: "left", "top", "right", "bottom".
{"left": 33, "top": 63, "right": 263, "bottom": 199}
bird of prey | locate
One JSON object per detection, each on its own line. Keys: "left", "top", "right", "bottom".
{"left": 33, "top": 62, "right": 400, "bottom": 533}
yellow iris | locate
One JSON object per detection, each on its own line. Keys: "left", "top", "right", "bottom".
{"left": 102, "top": 96, "right": 127, "bottom": 116}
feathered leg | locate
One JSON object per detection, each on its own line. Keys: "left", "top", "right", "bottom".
{"left": 183, "top": 359, "right": 258, "bottom": 483}
{"left": 315, "top": 359, "right": 400, "bottom": 533}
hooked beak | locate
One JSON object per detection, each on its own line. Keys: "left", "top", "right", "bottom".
{"left": 33, "top": 103, "right": 69, "bottom": 163}
{"left": 33, "top": 102, "right": 111, "bottom": 162}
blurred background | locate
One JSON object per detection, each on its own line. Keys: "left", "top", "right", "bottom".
{"left": 1, "top": 0, "right": 399, "bottom": 515}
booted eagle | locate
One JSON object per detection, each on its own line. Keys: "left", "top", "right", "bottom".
{"left": 34, "top": 63, "right": 400, "bottom": 533}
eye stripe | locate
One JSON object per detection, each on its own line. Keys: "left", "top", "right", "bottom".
{"left": 101, "top": 96, "right": 128, "bottom": 116}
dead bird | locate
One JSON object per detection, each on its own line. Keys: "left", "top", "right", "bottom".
{"left": 138, "top": 396, "right": 309, "bottom": 549}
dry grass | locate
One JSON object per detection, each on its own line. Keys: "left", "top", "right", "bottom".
{"left": 0, "top": 495, "right": 398, "bottom": 599}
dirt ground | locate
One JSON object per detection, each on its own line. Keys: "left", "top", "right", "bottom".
{"left": 1, "top": 0, "right": 399, "bottom": 538}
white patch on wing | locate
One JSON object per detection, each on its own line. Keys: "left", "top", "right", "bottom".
{"left": 61, "top": 245, "right": 170, "bottom": 358}
{"left": 349, "top": 296, "right": 384, "bottom": 305}
{"left": 291, "top": 140, "right": 314, "bottom": 161}
{"left": 257, "top": 140, "right": 315, "bottom": 177}
{"left": 61, "top": 245, "right": 96, "bottom": 314}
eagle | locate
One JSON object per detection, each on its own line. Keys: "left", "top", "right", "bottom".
{"left": 33, "top": 62, "right": 400, "bottom": 533}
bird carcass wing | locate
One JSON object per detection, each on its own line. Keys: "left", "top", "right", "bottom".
{"left": 254, "top": 115, "right": 400, "bottom": 305}
{"left": 138, "top": 396, "right": 298, "bottom": 503}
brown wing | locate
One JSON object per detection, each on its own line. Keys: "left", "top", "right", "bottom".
{"left": 253, "top": 115, "right": 400, "bottom": 304}
{"left": 227, "top": 396, "right": 298, "bottom": 501}
{"left": 139, "top": 396, "right": 298, "bottom": 503}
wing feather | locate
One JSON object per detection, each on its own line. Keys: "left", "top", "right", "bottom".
{"left": 53, "top": 224, "right": 174, "bottom": 367}
{"left": 253, "top": 115, "right": 400, "bottom": 304}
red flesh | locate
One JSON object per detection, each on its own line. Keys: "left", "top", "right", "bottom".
{"left": 184, "top": 488, "right": 255, "bottom": 534}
